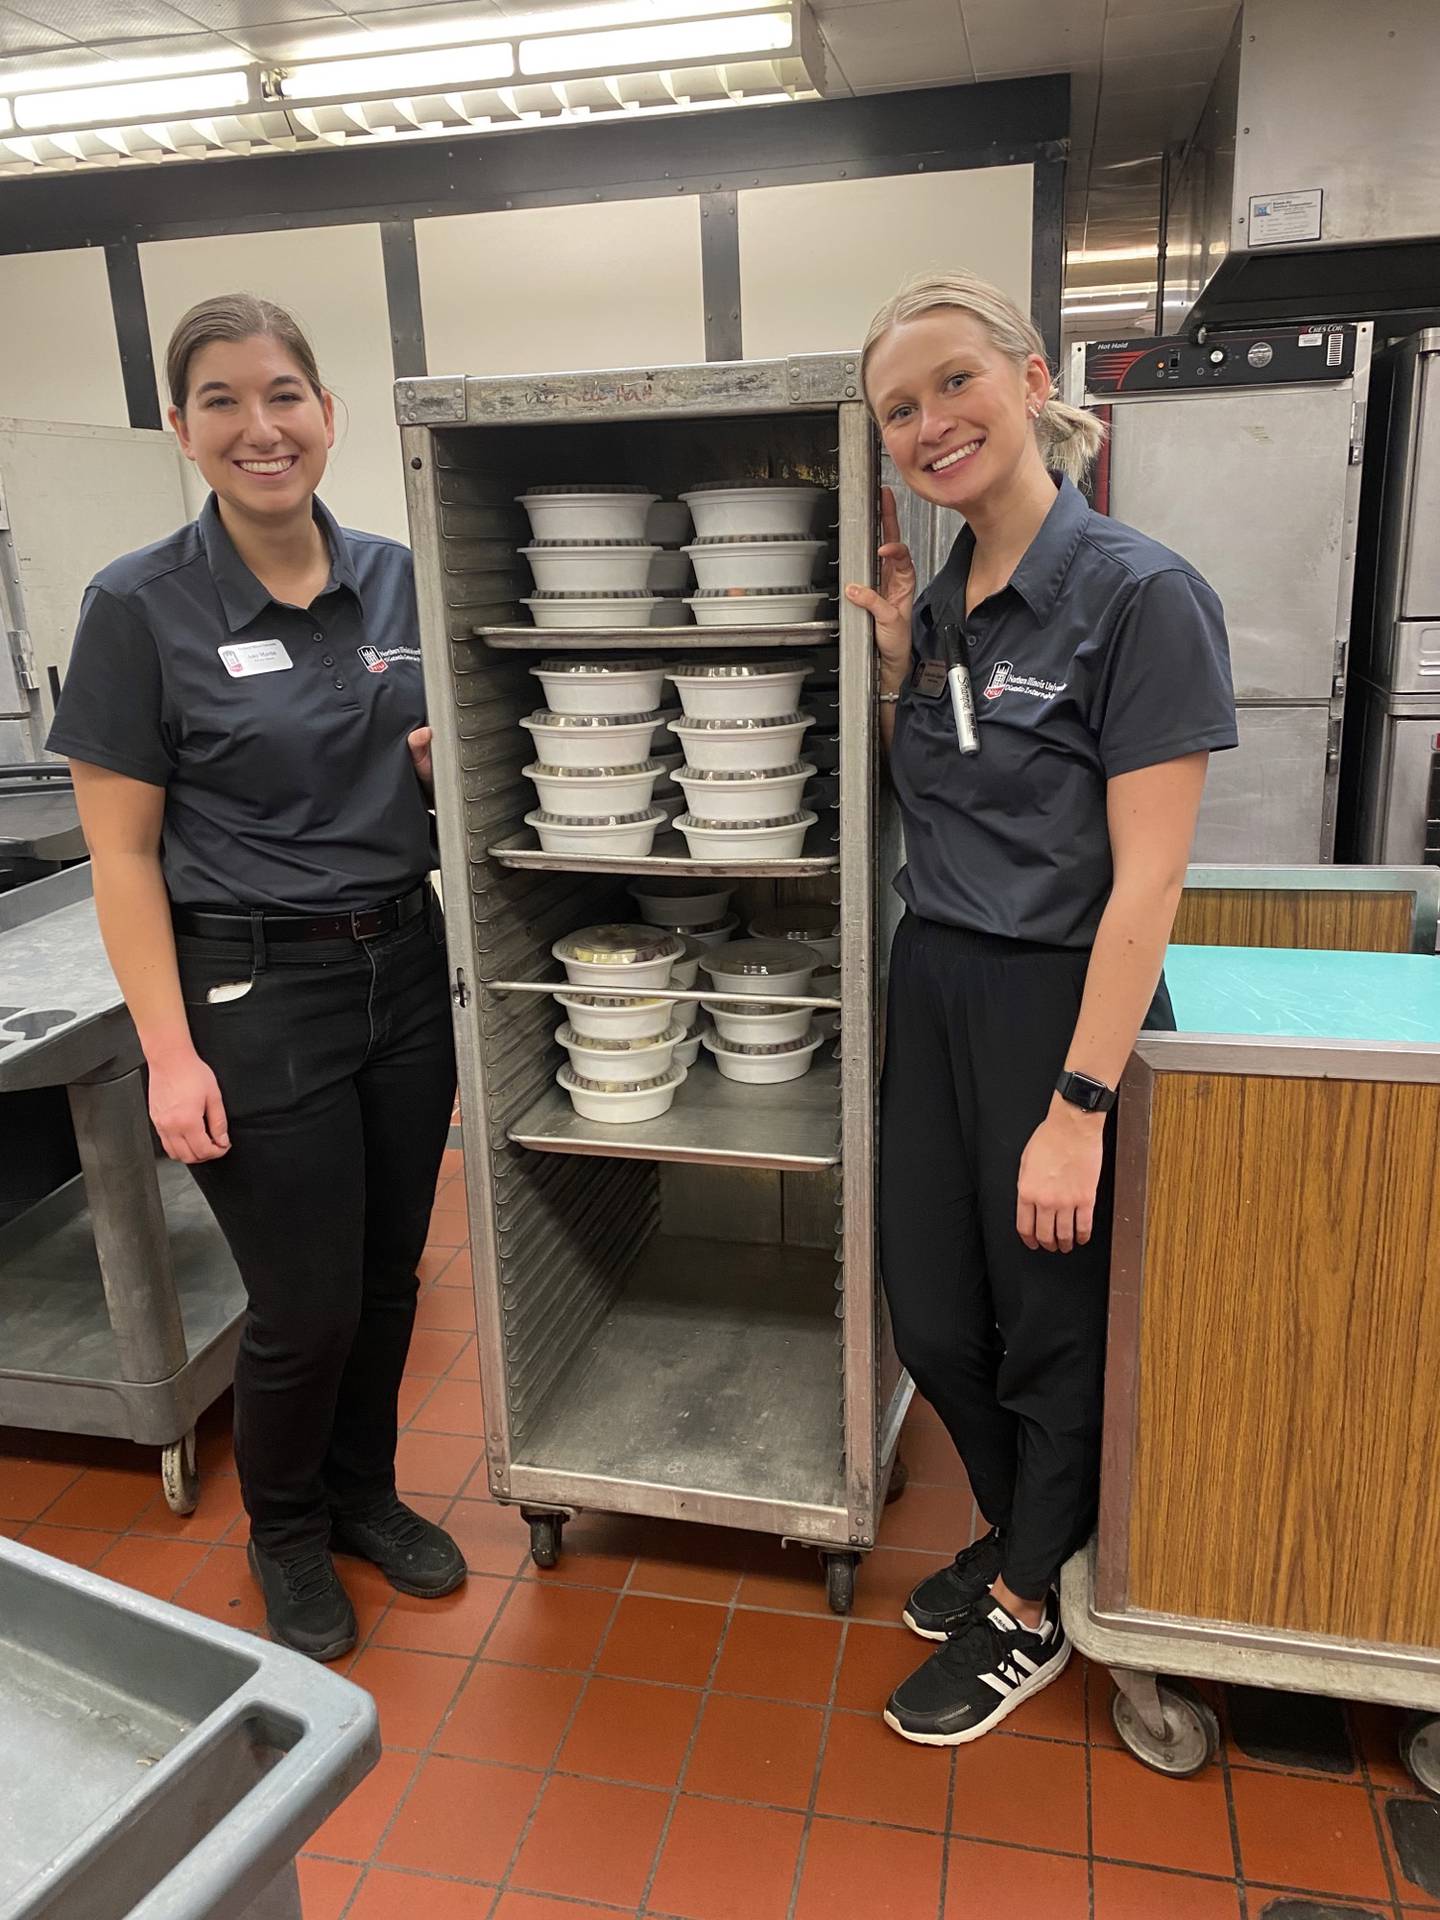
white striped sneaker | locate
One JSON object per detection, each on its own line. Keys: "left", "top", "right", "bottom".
{"left": 883, "top": 1588, "right": 1069, "bottom": 1746}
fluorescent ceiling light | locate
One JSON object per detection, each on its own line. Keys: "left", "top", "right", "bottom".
{"left": 519, "top": 11, "right": 791, "bottom": 74}
{"left": 15, "top": 70, "right": 249, "bottom": 130}
{"left": 0, "top": 100, "right": 10, "bottom": 134}
{"left": 7, "top": 46, "right": 249, "bottom": 97}
{"left": 282, "top": 42, "right": 514, "bottom": 98}
{"left": 1060, "top": 300, "right": 1149, "bottom": 315}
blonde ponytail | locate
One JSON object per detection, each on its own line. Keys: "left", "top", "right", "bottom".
{"left": 862, "top": 270, "right": 1106, "bottom": 482}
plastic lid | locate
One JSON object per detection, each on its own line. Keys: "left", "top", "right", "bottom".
{"left": 523, "top": 539, "right": 655, "bottom": 550}
{"left": 555, "top": 924, "right": 684, "bottom": 967}
{"left": 749, "top": 905, "right": 839, "bottom": 940}
{"left": 526, "top": 589, "right": 658, "bottom": 601}
{"left": 704, "top": 998, "right": 804, "bottom": 1016}
{"left": 681, "top": 811, "right": 812, "bottom": 832}
{"left": 520, "top": 484, "right": 657, "bottom": 496}
{"left": 561, "top": 1062, "right": 684, "bottom": 1093}
{"left": 532, "top": 808, "right": 663, "bottom": 828}
{"left": 669, "top": 711, "right": 813, "bottom": 733}
{"left": 521, "top": 709, "right": 661, "bottom": 729}
{"left": 557, "top": 1022, "right": 685, "bottom": 1051}
{"left": 685, "top": 534, "right": 824, "bottom": 547}
{"left": 681, "top": 480, "right": 824, "bottom": 494}
{"left": 701, "top": 938, "right": 821, "bottom": 977}
{"left": 668, "top": 660, "right": 809, "bottom": 680}
{"left": 627, "top": 875, "right": 732, "bottom": 898}
{"left": 528, "top": 759, "right": 660, "bottom": 779}
{"left": 677, "top": 761, "right": 812, "bottom": 783}
{"left": 704, "top": 1030, "right": 821, "bottom": 1056}
{"left": 557, "top": 989, "right": 665, "bottom": 1007}
{"left": 534, "top": 658, "right": 654, "bottom": 675}
{"left": 688, "top": 588, "right": 828, "bottom": 601}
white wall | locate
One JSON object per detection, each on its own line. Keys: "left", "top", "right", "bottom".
{"left": 737, "top": 165, "right": 1034, "bottom": 358}
{"left": 139, "top": 224, "right": 408, "bottom": 542}
{"left": 417, "top": 197, "right": 707, "bottom": 376}
{"left": 0, "top": 249, "right": 128, "bottom": 428}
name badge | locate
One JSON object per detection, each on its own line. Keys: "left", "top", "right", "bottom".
{"left": 219, "top": 640, "right": 294, "bottom": 678}
{"left": 915, "top": 659, "right": 949, "bottom": 698}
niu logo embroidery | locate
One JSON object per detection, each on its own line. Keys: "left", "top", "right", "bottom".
{"left": 982, "top": 661, "right": 1013, "bottom": 701}
{"left": 358, "top": 645, "right": 388, "bottom": 674}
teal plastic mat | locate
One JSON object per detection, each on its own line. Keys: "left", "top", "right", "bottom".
{"left": 1163, "top": 945, "right": 1440, "bottom": 1045}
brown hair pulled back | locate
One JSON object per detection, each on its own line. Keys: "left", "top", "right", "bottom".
{"left": 165, "top": 293, "right": 324, "bottom": 413}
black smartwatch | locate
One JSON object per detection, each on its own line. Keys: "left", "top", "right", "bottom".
{"left": 1054, "top": 1069, "right": 1117, "bottom": 1114}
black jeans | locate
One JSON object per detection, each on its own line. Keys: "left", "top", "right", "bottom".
{"left": 176, "top": 900, "right": 457, "bottom": 1555}
{"left": 879, "top": 912, "right": 1174, "bottom": 1600}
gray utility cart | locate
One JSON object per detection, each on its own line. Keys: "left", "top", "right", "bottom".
{"left": 0, "top": 864, "right": 244, "bottom": 1512}
{"left": 398, "top": 355, "right": 910, "bottom": 1612}
{"left": 0, "top": 1532, "right": 378, "bottom": 1920}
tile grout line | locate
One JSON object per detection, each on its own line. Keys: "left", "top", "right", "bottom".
{"left": 782, "top": 1592, "right": 849, "bottom": 1920}
{"left": 635, "top": 1573, "right": 743, "bottom": 1915}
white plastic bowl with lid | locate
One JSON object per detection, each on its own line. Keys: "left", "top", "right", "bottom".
{"left": 558, "top": 1060, "right": 685, "bottom": 1123}
{"left": 687, "top": 590, "right": 828, "bottom": 628}
{"left": 530, "top": 658, "right": 666, "bottom": 714}
{"left": 517, "top": 487, "right": 657, "bottom": 543}
{"left": 555, "top": 1021, "right": 685, "bottom": 1083}
{"left": 667, "top": 710, "right": 814, "bottom": 772}
{"left": 523, "top": 544, "right": 659, "bottom": 594}
{"left": 674, "top": 760, "right": 814, "bottom": 823}
{"left": 627, "top": 877, "right": 735, "bottom": 927}
{"left": 649, "top": 912, "right": 740, "bottom": 951}
{"left": 702, "top": 1028, "right": 824, "bottom": 1084}
{"left": 526, "top": 808, "right": 664, "bottom": 856}
{"left": 680, "top": 483, "right": 824, "bottom": 540}
{"left": 675, "top": 810, "right": 817, "bottom": 862}
{"left": 748, "top": 903, "right": 841, "bottom": 965}
{"left": 698, "top": 936, "right": 823, "bottom": 998}
{"left": 518, "top": 710, "right": 665, "bottom": 768}
{"left": 552, "top": 988, "right": 672, "bottom": 1042}
{"left": 702, "top": 998, "right": 814, "bottom": 1046}
{"left": 666, "top": 660, "right": 812, "bottom": 722}
{"left": 684, "top": 539, "right": 826, "bottom": 594}
{"left": 523, "top": 760, "right": 661, "bottom": 815}
{"left": 552, "top": 923, "right": 683, "bottom": 988}
{"left": 522, "top": 593, "right": 660, "bottom": 631}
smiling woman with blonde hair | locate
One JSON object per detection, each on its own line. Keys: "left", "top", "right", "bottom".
{"left": 48, "top": 292, "right": 465, "bottom": 1661}
{"left": 847, "top": 269, "right": 1238, "bottom": 1747}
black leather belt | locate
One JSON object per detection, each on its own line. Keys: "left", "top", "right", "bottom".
{"left": 173, "top": 883, "right": 429, "bottom": 944}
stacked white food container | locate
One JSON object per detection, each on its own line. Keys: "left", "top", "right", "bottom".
{"left": 517, "top": 486, "right": 672, "bottom": 630}
{"left": 550, "top": 923, "right": 689, "bottom": 1122}
{"left": 667, "top": 660, "right": 818, "bottom": 862}
{"left": 519, "top": 658, "right": 674, "bottom": 856}
{"left": 680, "top": 484, "right": 830, "bottom": 628}
{"left": 698, "top": 937, "right": 828, "bottom": 1084}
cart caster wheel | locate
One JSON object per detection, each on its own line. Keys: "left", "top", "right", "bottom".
{"left": 884, "top": 1454, "right": 909, "bottom": 1505}
{"left": 1111, "top": 1676, "right": 1219, "bottom": 1778}
{"left": 823, "top": 1552, "right": 859, "bottom": 1615}
{"left": 160, "top": 1430, "right": 200, "bottom": 1516}
{"left": 522, "top": 1509, "right": 565, "bottom": 1570}
{"left": 1400, "top": 1713, "right": 1440, "bottom": 1798}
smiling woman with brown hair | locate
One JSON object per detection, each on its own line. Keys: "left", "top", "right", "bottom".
{"left": 47, "top": 292, "right": 465, "bottom": 1661}
{"left": 846, "top": 270, "right": 1238, "bottom": 1747}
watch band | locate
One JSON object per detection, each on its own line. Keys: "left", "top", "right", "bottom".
{"left": 1054, "top": 1069, "right": 1117, "bottom": 1114}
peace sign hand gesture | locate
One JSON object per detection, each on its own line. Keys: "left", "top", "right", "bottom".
{"left": 845, "top": 485, "right": 916, "bottom": 684}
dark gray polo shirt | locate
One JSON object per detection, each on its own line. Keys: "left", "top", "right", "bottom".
{"left": 891, "top": 476, "right": 1237, "bottom": 948}
{"left": 47, "top": 494, "right": 434, "bottom": 913}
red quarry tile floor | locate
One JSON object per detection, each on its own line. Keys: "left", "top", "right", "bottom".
{"left": 3, "top": 1159, "right": 1436, "bottom": 1920}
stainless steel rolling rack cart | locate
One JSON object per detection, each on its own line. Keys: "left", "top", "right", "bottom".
{"left": 398, "top": 356, "right": 908, "bottom": 1612}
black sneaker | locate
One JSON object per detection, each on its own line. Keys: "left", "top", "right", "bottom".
{"left": 903, "top": 1528, "right": 1004, "bottom": 1641}
{"left": 885, "top": 1589, "right": 1069, "bottom": 1746}
{"left": 330, "top": 1496, "right": 468, "bottom": 1598}
{"left": 247, "top": 1540, "right": 357, "bottom": 1663}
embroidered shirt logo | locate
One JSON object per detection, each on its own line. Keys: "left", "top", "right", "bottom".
{"left": 358, "top": 645, "right": 388, "bottom": 674}
{"left": 981, "top": 660, "right": 1068, "bottom": 703}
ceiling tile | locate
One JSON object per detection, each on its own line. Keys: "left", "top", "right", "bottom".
{"left": 1103, "top": 3, "right": 1235, "bottom": 60}
{"left": 1097, "top": 77, "right": 1208, "bottom": 144}
{"left": 171, "top": 0, "right": 340, "bottom": 30}
{"left": 819, "top": 0, "right": 968, "bottom": 93}
{"left": 963, "top": 0, "right": 1103, "bottom": 76}
{"left": 1102, "top": 45, "right": 1225, "bottom": 94}
{"left": 6, "top": 0, "right": 205, "bottom": 36}
{"left": 341, "top": 0, "right": 504, "bottom": 26}
{"left": 0, "top": 5, "right": 75, "bottom": 50}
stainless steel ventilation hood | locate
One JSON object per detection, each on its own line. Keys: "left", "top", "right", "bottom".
{"left": 1163, "top": 0, "right": 1440, "bottom": 334}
